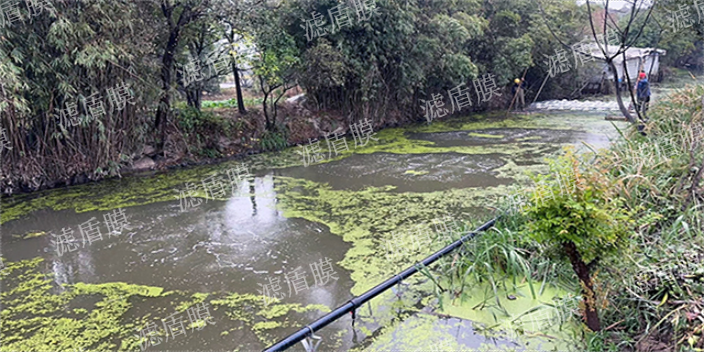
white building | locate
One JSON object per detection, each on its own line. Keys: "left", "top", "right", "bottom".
{"left": 585, "top": 44, "right": 666, "bottom": 81}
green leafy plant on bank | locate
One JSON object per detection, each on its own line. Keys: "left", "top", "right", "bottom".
{"left": 416, "top": 212, "right": 591, "bottom": 352}
{"left": 259, "top": 123, "right": 289, "bottom": 151}
{"left": 521, "top": 147, "right": 636, "bottom": 332}
{"left": 201, "top": 97, "right": 264, "bottom": 109}
{"left": 174, "top": 106, "right": 233, "bottom": 157}
{"left": 175, "top": 106, "right": 231, "bottom": 134}
{"left": 590, "top": 85, "right": 704, "bottom": 352}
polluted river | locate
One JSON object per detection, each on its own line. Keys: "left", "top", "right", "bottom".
{"left": 1, "top": 109, "right": 623, "bottom": 352}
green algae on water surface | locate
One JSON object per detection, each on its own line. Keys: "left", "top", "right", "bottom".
{"left": 269, "top": 172, "right": 591, "bottom": 350}
{"left": 432, "top": 277, "right": 585, "bottom": 351}
{"left": 1, "top": 257, "right": 329, "bottom": 351}
{"left": 0, "top": 258, "right": 169, "bottom": 352}
{"left": 273, "top": 176, "right": 518, "bottom": 296}
{"left": 468, "top": 132, "right": 505, "bottom": 139}
{"left": 349, "top": 313, "right": 467, "bottom": 352}
{"left": 403, "top": 170, "right": 430, "bottom": 176}
{"left": 350, "top": 276, "right": 584, "bottom": 352}
{"left": 1, "top": 110, "right": 613, "bottom": 224}
{"left": 210, "top": 293, "right": 331, "bottom": 346}
{"left": 18, "top": 231, "right": 47, "bottom": 239}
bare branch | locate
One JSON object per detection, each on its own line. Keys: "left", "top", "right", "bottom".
{"left": 585, "top": 0, "right": 609, "bottom": 59}
{"left": 536, "top": 0, "right": 575, "bottom": 51}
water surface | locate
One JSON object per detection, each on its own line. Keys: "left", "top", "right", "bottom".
{"left": 1, "top": 112, "right": 620, "bottom": 352}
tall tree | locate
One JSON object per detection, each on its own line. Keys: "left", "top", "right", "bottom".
{"left": 0, "top": 0, "right": 157, "bottom": 191}
{"left": 215, "top": 0, "right": 267, "bottom": 114}
{"left": 154, "top": 0, "right": 210, "bottom": 154}
{"left": 180, "top": 18, "right": 221, "bottom": 111}
{"left": 251, "top": 11, "right": 300, "bottom": 130}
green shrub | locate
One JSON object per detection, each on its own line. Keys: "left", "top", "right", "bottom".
{"left": 174, "top": 106, "right": 232, "bottom": 157}
{"left": 259, "top": 124, "right": 289, "bottom": 151}
{"left": 521, "top": 147, "right": 635, "bottom": 332}
{"left": 175, "top": 106, "right": 231, "bottom": 135}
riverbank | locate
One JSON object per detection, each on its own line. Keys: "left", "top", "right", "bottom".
{"left": 444, "top": 84, "right": 704, "bottom": 352}
{"left": 3, "top": 69, "right": 702, "bottom": 196}
{"left": 0, "top": 96, "right": 421, "bottom": 195}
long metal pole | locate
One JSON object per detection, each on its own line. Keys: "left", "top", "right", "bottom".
{"left": 262, "top": 217, "right": 498, "bottom": 352}
{"left": 532, "top": 74, "right": 550, "bottom": 105}
{"left": 506, "top": 67, "right": 530, "bottom": 116}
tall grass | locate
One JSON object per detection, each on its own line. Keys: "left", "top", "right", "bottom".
{"left": 591, "top": 85, "right": 704, "bottom": 351}
{"left": 422, "top": 199, "right": 577, "bottom": 328}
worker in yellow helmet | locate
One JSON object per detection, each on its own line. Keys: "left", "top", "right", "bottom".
{"left": 512, "top": 78, "right": 526, "bottom": 111}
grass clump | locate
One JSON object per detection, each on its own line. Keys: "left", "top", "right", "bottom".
{"left": 201, "top": 97, "right": 264, "bottom": 109}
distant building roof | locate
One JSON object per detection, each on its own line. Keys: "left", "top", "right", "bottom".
{"left": 580, "top": 44, "right": 666, "bottom": 62}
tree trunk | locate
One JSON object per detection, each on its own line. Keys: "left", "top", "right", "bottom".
{"left": 196, "top": 88, "right": 201, "bottom": 110}
{"left": 155, "top": 28, "right": 182, "bottom": 154}
{"left": 607, "top": 60, "right": 635, "bottom": 123}
{"left": 563, "top": 241, "right": 601, "bottom": 332}
{"left": 262, "top": 93, "right": 271, "bottom": 130}
{"left": 232, "top": 59, "right": 247, "bottom": 114}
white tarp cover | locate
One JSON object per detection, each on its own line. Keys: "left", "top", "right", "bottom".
{"left": 579, "top": 44, "right": 666, "bottom": 81}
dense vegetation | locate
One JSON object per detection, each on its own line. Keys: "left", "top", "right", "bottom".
{"left": 446, "top": 85, "right": 703, "bottom": 351}
{"left": 2, "top": 0, "right": 700, "bottom": 193}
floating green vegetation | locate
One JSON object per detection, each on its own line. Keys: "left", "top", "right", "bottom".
{"left": 272, "top": 176, "right": 519, "bottom": 296}
{"left": 0, "top": 110, "right": 618, "bottom": 351}
{"left": 433, "top": 278, "right": 582, "bottom": 350}
{"left": 353, "top": 311, "right": 555, "bottom": 352}
{"left": 516, "top": 136, "right": 543, "bottom": 141}
{"left": 22, "top": 231, "right": 47, "bottom": 239}
{"left": 2, "top": 110, "right": 612, "bottom": 225}
{"left": 0, "top": 257, "right": 331, "bottom": 351}
{"left": 269, "top": 167, "right": 591, "bottom": 349}
{"left": 209, "top": 293, "right": 330, "bottom": 346}
{"left": 0, "top": 257, "right": 167, "bottom": 352}
{"left": 468, "top": 132, "right": 505, "bottom": 139}
{"left": 350, "top": 313, "right": 464, "bottom": 352}
{"left": 403, "top": 170, "right": 430, "bottom": 176}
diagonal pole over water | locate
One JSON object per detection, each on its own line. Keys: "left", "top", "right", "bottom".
{"left": 262, "top": 217, "right": 499, "bottom": 352}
